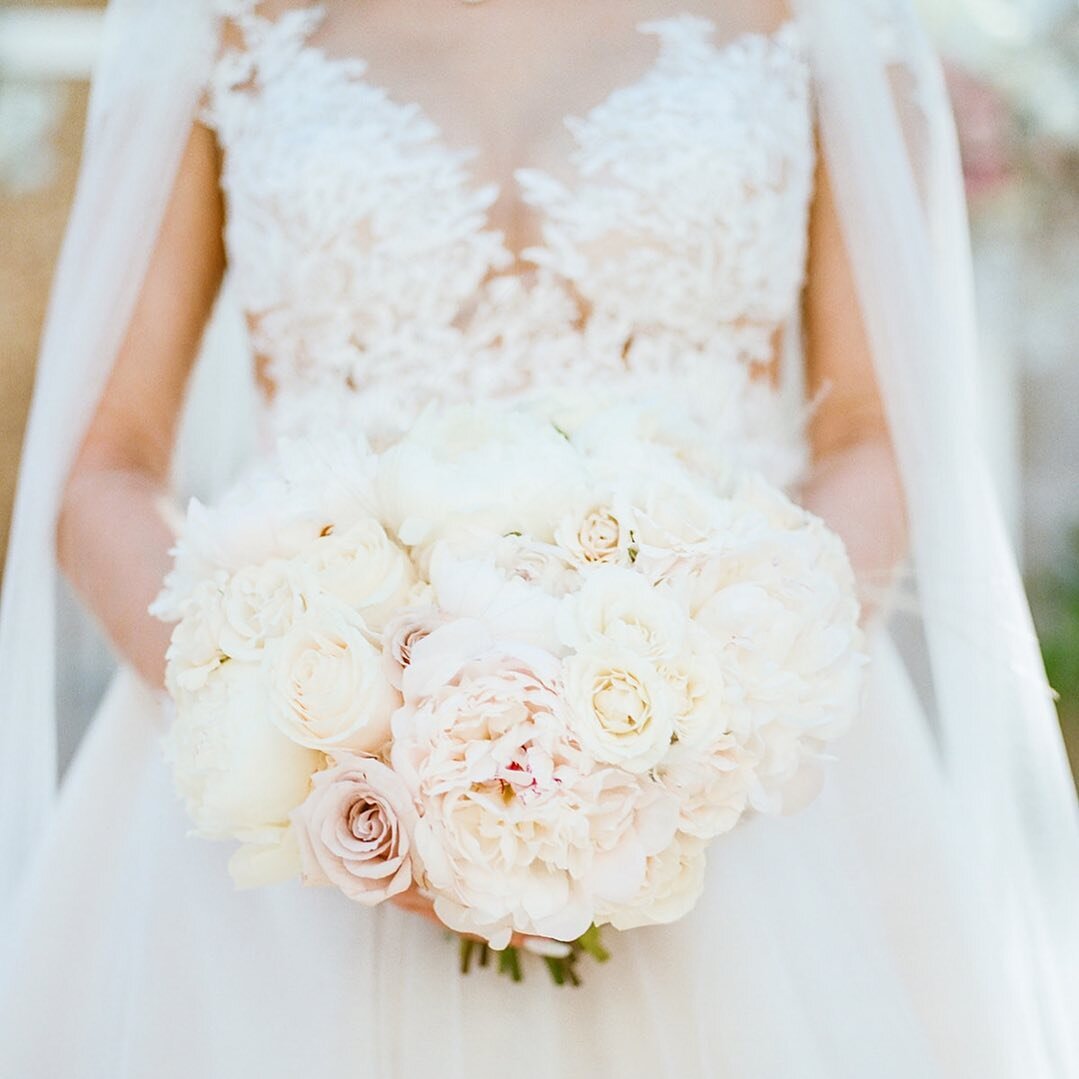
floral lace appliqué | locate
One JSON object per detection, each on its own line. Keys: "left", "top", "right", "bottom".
{"left": 202, "top": 5, "right": 816, "bottom": 488}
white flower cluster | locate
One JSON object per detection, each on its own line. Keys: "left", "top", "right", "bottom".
{"left": 157, "top": 399, "right": 866, "bottom": 950}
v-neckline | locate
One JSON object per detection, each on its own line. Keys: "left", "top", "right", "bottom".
{"left": 262, "top": 7, "right": 801, "bottom": 263}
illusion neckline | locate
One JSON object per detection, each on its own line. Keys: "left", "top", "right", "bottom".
{"left": 219, "top": 5, "right": 807, "bottom": 287}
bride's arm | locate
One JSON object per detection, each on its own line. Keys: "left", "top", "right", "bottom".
{"left": 799, "top": 148, "right": 908, "bottom": 623}
{"left": 56, "top": 122, "right": 226, "bottom": 689}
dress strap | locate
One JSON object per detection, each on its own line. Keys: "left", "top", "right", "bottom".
{"left": 201, "top": 1, "right": 326, "bottom": 123}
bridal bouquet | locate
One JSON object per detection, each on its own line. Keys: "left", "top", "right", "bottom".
{"left": 153, "top": 397, "right": 866, "bottom": 983}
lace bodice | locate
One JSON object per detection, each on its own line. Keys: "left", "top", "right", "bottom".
{"left": 202, "top": 3, "right": 816, "bottom": 487}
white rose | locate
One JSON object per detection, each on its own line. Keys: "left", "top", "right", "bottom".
{"left": 164, "top": 661, "right": 322, "bottom": 841}
{"left": 627, "top": 482, "right": 731, "bottom": 563}
{"left": 304, "top": 517, "right": 416, "bottom": 633}
{"left": 265, "top": 601, "right": 399, "bottom": 753}
{"left": 381, "top": 604, "right": 451, "bottom": 690}
{"left": 561, "top": 643, "right": 676, "bottom": 773}
{"left": 554, "top": 499, "right": 637, "bottom": 567}
{"left": 557, "top": 565, "right": 688, "bottom": 661}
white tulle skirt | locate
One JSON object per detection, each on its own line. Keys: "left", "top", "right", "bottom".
{"left": 0, "top": 631, "right": 1022, "bottom": 1078}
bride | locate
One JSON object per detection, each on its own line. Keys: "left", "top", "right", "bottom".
{"left": 1, "top": 0, "right": 1077, "bottom": 1075}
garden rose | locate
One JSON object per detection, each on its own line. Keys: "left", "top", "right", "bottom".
{"left": 292, "top": 755, "right": 418, "bottom": 905}
{"left": 561, "top": 643, "right": 676, "bottom": 773}
{"left": 266, "top": 601, "right": 398, "bottom": 752}
{"left": 305, "top": 517, "right": 416, "bottom": 633}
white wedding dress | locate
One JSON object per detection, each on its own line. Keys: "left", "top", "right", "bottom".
{"left": 0, "top": 4, "right": 1039, "bottom": 1076}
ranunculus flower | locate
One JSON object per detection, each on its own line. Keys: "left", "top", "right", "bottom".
{"left": 292, "top": 755, "right": 418, "bottom": 905}
{"left": 164, "top": 661, "right": 322, "bottom": 841}
{"left": 561, "top": 643, "right": 676, "bottom": 773}
{"left": 265, "top": 600, "right": 398, "bottom": 753}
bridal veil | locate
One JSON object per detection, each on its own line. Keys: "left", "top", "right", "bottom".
{"left": 1, "top": 0, "right": 1076, "bottom": 1070}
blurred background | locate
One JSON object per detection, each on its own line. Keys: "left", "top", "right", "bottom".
{"left": 0, "top": 0, "right": 1077, "bottom": 776}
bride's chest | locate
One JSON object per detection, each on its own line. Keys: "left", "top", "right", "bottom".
{"left": 204, "top": 8, "right": 815, "bottom": 308}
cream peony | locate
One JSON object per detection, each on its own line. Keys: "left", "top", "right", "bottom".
{"left": 657, "top": 736, "right": 756, "bottom": 840}
{"left": 392, "top": 628, "right": 602, "bottom": 945}
{"left": 265, "top": 600, "right": 399, "bottom": 753}
{"left": 292, "top": 755, "right": 418, "bottom": 905}
{"left": 164, "top": 661, "right": 322, "bottom": 841}
{"left": 603, "top": 832, "right": 708, "bottom": 931}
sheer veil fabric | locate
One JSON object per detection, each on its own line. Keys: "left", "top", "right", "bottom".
{"left": 0, "top": 0, "right": 1077, "bottom": 1073}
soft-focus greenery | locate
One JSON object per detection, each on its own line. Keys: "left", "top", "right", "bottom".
{"left": 1033, "top": 527, "right": 1079, "bottom": 781}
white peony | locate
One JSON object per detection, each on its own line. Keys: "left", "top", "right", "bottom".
{"left": 265, "top": 600, "right": 399, "bottom": 753}
{"left": 426, "top": 535, "right": 576, "bottom": 655}
{"left": 556, "top": 565, "right": 688, "bottom": 661}
{"left": 603, "top": 832, "right": 707, "bottom": 931}
{"left": 163, "top": 576, "right": 229, "bottom": 696}
{"left": 392, "top": 626, "right": 605, "bottom": 945}
{"left": 375, "top": 401, "right": 588, "bottom": 548}
{"left": 657, "top": 736, "right": 756, "bottom": 840}
{"left": 153, "top": 432, "right": 377, "bottom": 614}
{"left": 228, "top": 826, "right": 304, "bottom": 889}
{"left": 164, "top": 660, "right": 322, "bottom": 841}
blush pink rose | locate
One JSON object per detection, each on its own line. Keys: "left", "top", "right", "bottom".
{"left": 292, "top": 755, "right": 418, "bottom": 905}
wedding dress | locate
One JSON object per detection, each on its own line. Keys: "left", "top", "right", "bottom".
{"left": 1, "top": 3, "right": 1077, "bottom": 1077}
